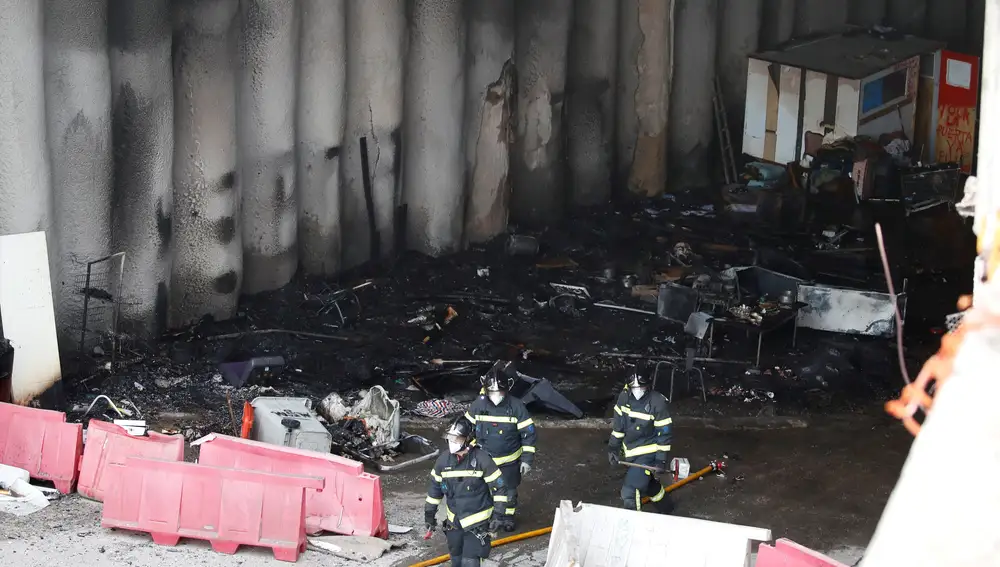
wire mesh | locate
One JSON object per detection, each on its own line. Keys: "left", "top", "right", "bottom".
{"left": 77, "top": 252, "right": 126, "bottom": 370}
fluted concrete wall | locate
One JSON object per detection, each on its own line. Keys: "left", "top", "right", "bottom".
{"left": 44, "top": 0, "right": 113, "bottom": 341}
{"left": 404, "top": 0, "right": 467, "bottom": 255}
{"left": 0, "top": 0, "right": 987, "bottom": 347}
{"left": 171, "top": 0, "right": 241, "bottom": 328}
{"left": 567, "top": 0, "right": 618, "bottom": 207}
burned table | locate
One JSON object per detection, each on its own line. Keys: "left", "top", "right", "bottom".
{"left": 707, "top": 303, "right": 806, "bottom": 367}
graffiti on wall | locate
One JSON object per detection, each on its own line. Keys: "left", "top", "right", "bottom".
{"left": 936, "top": 105, "right": 976, "bottom": 170}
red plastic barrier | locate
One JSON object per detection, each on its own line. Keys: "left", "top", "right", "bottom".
{"left": 102, "top": 457, "right": 324, "bottom": 562}
{"left": 755, "top": 539, "right": 850, "bottom": 567}
{"left": 77, "top": 420, "right": 185, "bottom": 502}
{"left": 0, "top": 401, "right": 82, "bottom": 493}
{"left": 198, "top": 434, "right": 388, "bottom": 537}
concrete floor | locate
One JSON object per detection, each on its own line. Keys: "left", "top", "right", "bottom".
{"left": 0, "top": 419, "right": 911, "bottom": 566}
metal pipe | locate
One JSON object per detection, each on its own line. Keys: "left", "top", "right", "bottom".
{"left": 600, "top": 352, "right": 747, "bottom": 364}
{"left": 409, "top": 461, "right": 723, "bottom": 567}
{"left": 593, "top": 302, "right": 657, "bottom": 316}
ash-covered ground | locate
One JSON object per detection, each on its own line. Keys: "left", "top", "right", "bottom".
{"left": 60, "top": 194, "right": 970, "bottom": 437}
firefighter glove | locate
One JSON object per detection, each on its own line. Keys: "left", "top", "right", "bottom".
{"left": 489, "top": 517, "right": 502, "bottom": 533}
{"left": 607, "top": 451, "right": 619, "bottom": 466}
{"left": 424, "top": 511, "right": 437, "bottom": 532}
{"left": 519, "top": 462, "right": 531, "bottom": 476}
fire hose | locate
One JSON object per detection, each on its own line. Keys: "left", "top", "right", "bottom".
{"left": 408, "top": 460, "right": 726, "bottom": 567}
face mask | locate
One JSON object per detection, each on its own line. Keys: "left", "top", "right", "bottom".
{"left": 489, "top": 392, "right": 505, "bottom": 405}
{"left": 448, "top": 440, "right": 464, "bottom": 454}
{"left": 631, "top": 387, "right": 646, "bottom": 400}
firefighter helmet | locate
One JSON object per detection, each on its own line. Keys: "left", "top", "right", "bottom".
{"left": 625, "top": 365, "right": 652, "bottom": 389}
{"left": 481, "top": 360, "right": 516, "bottom": 392}
{"left": 443, "top": 416, "right": 473, "bottom": 446}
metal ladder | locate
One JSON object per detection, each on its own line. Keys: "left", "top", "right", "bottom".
{"left": 713, "top": 76, "right": 738, "bottom": 185}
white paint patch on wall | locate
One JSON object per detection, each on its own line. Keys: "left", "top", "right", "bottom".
{"left": 463, "top": 0, "right": 515, "bottom": 245}
{"left": 403, "top": 0, "right": 467, "bottom": 256}
{"left": 342, "top": 0, "right": 405, "bottom": 268}
{"left": 742, "top": 58, "right": 770, "bottom": 159}
{"left": 834, "top": 78, "right": 860, "bottom": 139}
{"left": 717, "top": 0, "right": 762, "bottom": 150}
{"left": 109, "top": 0, "right": 174, "bottom": 338}
{"left": 238, "top": 0, "right": 298, "bottom": 294}
{"left": 297, "top": 0, "right": 346, "bottom": 276}
{"left": 617, "top": 0, "right": 674, "bottom": 197}
{"left": 566, "top": 0, "right": 618, "bottom": 207}
{"left": 44, "top": 0, "right": 113, "bottom": 344}
{"left": 668, "top": 0, "right": 717, "bottom": 189}
{"left": 801, "top": 70, "right": 827, "bottom": 153}
{"left": 170, "top": 0, "right": 242, "bottom": 328}
{"left": 512, "top": 0, "right": 573, "bottom": 225}
{"left": 774, "top": 65, "right": 801, "bottom": 164}
{"left": 0, "top": 0, "right": 52, "bottom": 237}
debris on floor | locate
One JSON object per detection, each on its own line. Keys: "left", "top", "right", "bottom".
{"left": 308, "top": 534, "right": 398, "bottom": 561}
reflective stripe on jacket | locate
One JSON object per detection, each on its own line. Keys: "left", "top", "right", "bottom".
{"left": 464, "top": 394, "right": 537, "bottom": 466}
{"left": 608, "top": 389, "right": 672, "bottom": 463}
{"left": 425, "top": 446, "right": 507, "bottom": 530}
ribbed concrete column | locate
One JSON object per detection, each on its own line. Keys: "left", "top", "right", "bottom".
{"left": 669, "top": 0, "right": 717, "bottom": 190}
{"left": 566, "top": 0, "right": 618, "bottom": 207}
{"left": 297, "top": 0, "right": 346, "bottom": 275}
{"left": 109, "top": 0, "right": 173, "bottom": 337}
{"left": 403, "top": 0, "right": 467, "bottom": 255}
{"left": 794, "top": 0, "right": 848, "bottom": 37}
{"left": 927, "top": 0, "right": 968, "bottom": 49}
{"left": 512, "top": 0, "right": 573, "bottom": 226}
{"left": 970, "top": 0, "right": 986, "bottom": 54}
{"left": 463, "top": 0, "right": 515, "bottom": 244}
{"left": 717, "top": 0, "right": 762, "bottom": 156}
{"left": 170, "top": 0, "right": 242, "bottom": 328}
{"left": 0, "top": 1, "right": 51, "bottom": 235}
{"left": 761, "top": 0, "right": 795, "bottom": 48}
{"left": 44, "top": 0, "right": 112, "bottom": 343}
{"left": 887, "top": 0, "right": 927, "bottom": 35}
{"left": 237, "top": 0, "right": 298, "bottom": 293}
{"left": 848, "top": 0, "right": 887, "bottom": 27}
{"left": 617, "top": 0, "right": 674, "bottom": 197}
{"left": 342, "top": 0, "right": 405, "bottom": 268}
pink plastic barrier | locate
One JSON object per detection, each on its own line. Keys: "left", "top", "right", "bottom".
{"left": 755, "top": 539, "right": 851, "bottom": 567}
{"left": 0, "top": 402, "right": 82, "bottom": 493}
{"left": 77, "top": 420, "right": 185, "bottom": 502}
{"left": 198, "top": 434, "right": 388, "bottom": 537}
{"left": 102, "top": 457, "right": 324, "bottom": 562}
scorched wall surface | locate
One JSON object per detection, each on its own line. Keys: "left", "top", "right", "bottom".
{"left": 0, "top": 0, "right": 985, "bottom": 343}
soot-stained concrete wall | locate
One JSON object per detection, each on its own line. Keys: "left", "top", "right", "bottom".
{"left": 511, "top": 0, "right": 572, "bottom": 226}
{"left": 463, "top": 0, "right": 514, "bottom": 244}
{"left": 0, "top": 0, "right": 987, "bottom": 344}
{"left": 717, "top": 0, "right": 762, "bottom": 156}
{"left": 669, "top": 0, "right": 717, "bottom": 190}
{"left": 342, "top": 0, "right": 405, "bottom": 268}
{"left": 44, "top": 0, "right": 113, "bottom": 341}
{"left": 108, "top": 0, "right": 173, "bottom": 338}
{"left": 297, "top": 0, "right": 346, "bottom": 277}
{"left": 566, "top": 0, "right": 618, "bottom": 207}
{"left": 617, "top": 0, "right": 674, "bottom": 198}
{"left": 171, "top": 0, "right": 242, "bottom": 328}
{"left": 404, "top": 0, "right": 467, "bottom": 255}
{"left": 237, "top": 0, "right": 298, "bottom": 294}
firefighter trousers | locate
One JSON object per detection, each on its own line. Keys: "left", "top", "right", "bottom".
{"left": 445, "top": 526, "right": 491, "bottom": 566}
{"left": 620, "top": 463, "right": 674, "bottom": 514}
{"left": 498, "top": 461, "right": 521, "bottom": 523}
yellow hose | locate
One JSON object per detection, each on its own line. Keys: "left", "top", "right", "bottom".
{"left": 408, "top": 462, "right": 720, "bottom": 567}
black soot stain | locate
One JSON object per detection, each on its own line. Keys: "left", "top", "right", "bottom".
{"left": 213, "top": 270, "right": 239, "bottom": 295}
{"left": 325, "top": 146, "right": 340, "bottom": 160}
{"left": 215, "top": 216, "right": 237, "bottom": 244}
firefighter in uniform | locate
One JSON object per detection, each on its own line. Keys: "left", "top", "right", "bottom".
{"left": 425, "top": 416, "right": 508, "bottom": 567}
{"left": 464, "top": 361, "right": 537, "bottom": 531}
{"left": 607, "top": 366, "right": 675, "bottom": 513}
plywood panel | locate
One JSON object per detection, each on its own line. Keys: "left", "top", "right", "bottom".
{"left": 801, "top": 70, "right": 828, "bottom": 156}
{"left": 775, "top": 65, "right": 802, "bottom": 164}
{"left": 742, "top": 58, "right": 770, "bottom": 159}
{"left": 834, "top": 77, "right": 860, "bottom": 139}
{"left": 0, "top": 232, "right": 62, "bottom": 403}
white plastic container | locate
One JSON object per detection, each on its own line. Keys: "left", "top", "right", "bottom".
{"left": 249, "top": 397, "right": 332, "bottom": 454}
